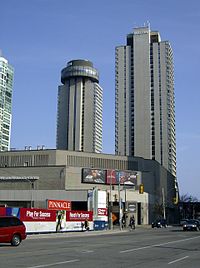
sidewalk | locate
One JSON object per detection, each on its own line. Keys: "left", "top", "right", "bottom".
{"left": 27, "top": 225, "right": 151, "bottom": 240}
{"left": 27, "top": 228, "right": 128, "bottom": 240}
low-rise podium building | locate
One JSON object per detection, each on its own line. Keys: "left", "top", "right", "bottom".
{"left": 0, "top": 149, "right": 178, "bottom": 224}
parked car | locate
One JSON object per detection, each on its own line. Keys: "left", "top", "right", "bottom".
{"left": 152, "top": 218, "right": 167, "bottom": 228}
{"left": 183, "top": 219, "right": 200, "bottom": 231}
{"left": 0, "top": 216, "right": 26, "bottom": 246}
{"left": 180, "top": 219, "right": 188, "bottom": 226}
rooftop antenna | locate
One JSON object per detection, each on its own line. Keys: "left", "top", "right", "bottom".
{"left": 147, "top": 21, "right": 150, "bottom": 29}
{"left": 0, "top": 49, "right": 2, "bottom": 57}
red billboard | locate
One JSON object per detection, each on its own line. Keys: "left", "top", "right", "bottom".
{"left": 66, "top": 211, "right": 93, "bottom": 221}
{"left": 106, "top": 169, "right": 117, "bottom": 184}
{"left": 20, "top": 208, "right": 56, "bottom": 222}
{"left": 47, "top": 199, "right": 71, "bottom": 211}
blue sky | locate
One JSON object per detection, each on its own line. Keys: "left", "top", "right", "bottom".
{"left": 1, "top": 0, "right": 200, "bottom": 199}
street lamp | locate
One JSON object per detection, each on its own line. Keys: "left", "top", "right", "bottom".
{"left": 118, "top": 178, "right": 123, "bottom": 230}
{"left": 108, "top": 170, "right": 115, "bottom": 230}
{"left": 162, "top": 188, "right": 166, "bottom": 220}
{"left": 24, "top": 177, "right": 38, "bottom": 208}
{"left": 118, "top": 172, "right": 138, "bottom": 230}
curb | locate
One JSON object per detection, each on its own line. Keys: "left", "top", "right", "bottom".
{"left": 27, "top": 229, "right": 129, "bottom": 240}
{"left": 27, "top": 225, "right": 154, "bottom": 240}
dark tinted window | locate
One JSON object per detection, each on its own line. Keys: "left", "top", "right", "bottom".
{"left": 0, "top": 217, "right": 11, "bottom": 227}
{"left": 0, "top": 217, "right": 22, "bottom": 227}
{"left": 10, "top": 217, "right": 23, "bottom": 226}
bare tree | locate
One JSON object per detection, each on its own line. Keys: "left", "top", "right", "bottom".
{"left": 153, "top": 202, "right": 163, "bottom": 217}
{"left": 180, "top": 193, "right": 199, "bottom": 202}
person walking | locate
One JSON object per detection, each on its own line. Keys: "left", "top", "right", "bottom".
{"left": 122, "top": 215, "right": 126, "bottom": 229}
{"left": 84, "top": 219, "right": 89, "bottom": 231}
{"left": 129, "top": 215, "right": 135, "bottom": 230}
{"left": 56, "top": 213, "right": 62, "bottom": 232}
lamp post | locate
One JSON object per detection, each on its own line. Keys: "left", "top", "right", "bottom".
{"left": 118, "top": 178, "right": 122, "bottom": 230}
{"left": 108, "top": 169, "right": 115, "bottom": 230}
{"left": 30, "top": 181, "right": 34, "bottom": 209}
{"left": 24, "top": 177, "right": 38, "bottom": 208}
{"left": 25, "top": 179, "right": 34, "bottom": 208}
{"left": 109, "top": 172, "right": 113, "bottom": 230}
{"left": 162, "top": 187, "right": 166, "bottom": 220}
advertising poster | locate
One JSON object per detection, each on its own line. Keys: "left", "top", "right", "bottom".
{"left": 82, "top": 168, "right": 106, "bottom": 184}
{"left": 6, "top": 207, "right": 20, "bottom": 217}
{"left": 56, "top": 210, "right": 66, "bottom": 232}
{"left": 66, "top": 211, "right": 93, "bottom": 221}
{"left": 83, "top": 168, "right": 138, "bottom": 186}
{"left": 0, "top": 207, "right": 20, "bottom": 217}
{"left": 20, "top": 208, "right": 57, "bottom": 233}
{"left": 98, "top": 208, "right": 108, "bottom": 216}
{"left": 106, "top": 169, "right": 117, "bottom": 184}
{"left": 0, "top": 207, "right": 94, "bottom": 233}
{"left": 59, "top": 211, "right": 93, "bottom": 232}
{"left": 0, "top": 207, "right": 6, "bottom": 216}
{"left": 116, "top": 170, "right": 138, "bottom": 186}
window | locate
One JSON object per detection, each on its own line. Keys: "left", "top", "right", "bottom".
{"left": 0, "top": 217, "right": 11, "bottom": 227}
{"left": 10, "top": 217, "right": 23, "bottom": 226}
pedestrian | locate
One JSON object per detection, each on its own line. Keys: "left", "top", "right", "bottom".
{"left": 81, "top": 222, "right": 84, "bottom": 232}
{"left": 56, "top": 213, "right": 62, "bottom": 232}
{"left": 84, "top": 219, "right": 89, "bottom": 231}
{"left": 129, "top": 215, "right": 135, "bottom": 230}
{"left": 122, "top": 215, "right": 126, "bottom": 229}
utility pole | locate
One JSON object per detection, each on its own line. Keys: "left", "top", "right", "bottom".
{"left": 118, "top": 179, "right": 122, "bottom": 230}
{"left": 109, "top": 173, "right": 113, "bottom": 230}
{"left": 162, "top": 187, "right": 166, "bottom": 220}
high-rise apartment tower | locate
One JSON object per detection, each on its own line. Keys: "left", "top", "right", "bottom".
{"left": 115, "top": 26, "right": 176, "bottom": 176}
{"left": 56, "top": 59, "right": 103, "bottom": 153}
{"left": 0, "top": 52, "right": 14, "bottom": 151}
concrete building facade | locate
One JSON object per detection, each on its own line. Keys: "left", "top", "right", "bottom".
{"left": 115, "top": 26, "right": 176, "bottom": 176}
{"left": 0, "top": 149, "right": 178, "bottom": 224}
{"left": 56, "top": 59, "right": 103, "bottom": 153}
{"left": 0, "top": 53, "right": 14, "bottom": 151}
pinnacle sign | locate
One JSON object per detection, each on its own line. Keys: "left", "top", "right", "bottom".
{"left": 47, "top": 199, "right": 71, "bottom": 211}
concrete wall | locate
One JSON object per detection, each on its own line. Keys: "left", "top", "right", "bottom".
{"left": 0, "top": 149, "right": 178, "bottom": 223}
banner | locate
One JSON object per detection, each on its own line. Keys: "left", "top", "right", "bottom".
{"left": 47, "top": 199, "right": 71, "bottom": 211}
{"left": 57, "top": 211, "right": 93, "bottom": 232}
{"left": 20, "top": 208, "right": 56, "bottom": 222}
{"left": 66, "top": 211, "right": 93, "bottom": 221}
{"left": 0, "top": 207, "right": 94, "bottom": 233}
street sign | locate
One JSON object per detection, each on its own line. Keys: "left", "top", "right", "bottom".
{"left": 128, "top": 202, "right": 136, "bottom": 212}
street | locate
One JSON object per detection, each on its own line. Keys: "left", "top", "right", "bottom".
{"left": 0, "top": 227, "right": 200, "bottom": 268}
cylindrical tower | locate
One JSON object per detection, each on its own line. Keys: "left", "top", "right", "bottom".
{"left": 56, "top": 59, "right": 103, "bottom": 153}
{"left": 61, "top": 59, "right": 99, "bottom": 83}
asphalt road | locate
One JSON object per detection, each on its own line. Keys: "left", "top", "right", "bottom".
{"left": 0, "top": 226, "right": 200, "bottom": 268}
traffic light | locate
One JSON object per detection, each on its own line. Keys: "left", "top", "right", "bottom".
{"left": 173, "top": 196, "right": 178, "bottom": 205}
{"left": 139, "top": 183, "right": 144, "bottom": 194}
{"left": 172, "top": 190, "right": 179, "bottom": 204}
